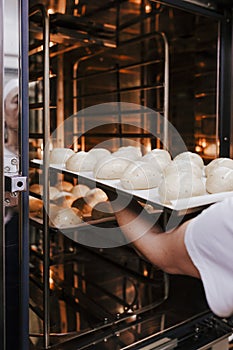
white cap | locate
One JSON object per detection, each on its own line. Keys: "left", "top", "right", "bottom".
{"left": 4, "top": 78, "right": 19, "bottom": 101}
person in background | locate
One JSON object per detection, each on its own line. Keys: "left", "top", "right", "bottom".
{"left": 4, "top": 78, "right": 19, "bottom": 154}
{"left": 4, "top": 78, "right": 20, "bottom": 349}
{"left": 108, "top": 191, "right": 233, "bottom": 319}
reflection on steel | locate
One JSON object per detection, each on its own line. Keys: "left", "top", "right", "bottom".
{"left": 29, "top": 4, "right": 51, "bottom": 349}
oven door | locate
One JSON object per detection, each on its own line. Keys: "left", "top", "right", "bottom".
{"left": 1, "top": 0, "right": 29, "bottom": 349}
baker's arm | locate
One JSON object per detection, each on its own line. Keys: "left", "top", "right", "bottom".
{"left": 107, "top": 189, "right": 200, "bottom": 278}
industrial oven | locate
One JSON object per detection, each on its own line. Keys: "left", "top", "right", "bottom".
{"left": 1, "top": 0, "right": 233, "bottom": 349}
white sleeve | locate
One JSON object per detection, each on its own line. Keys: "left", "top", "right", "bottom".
{"left": 184, "top": 197, "right": 233, "bottom": 317}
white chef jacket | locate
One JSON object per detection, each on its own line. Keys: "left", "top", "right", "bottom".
{"left": 185, "top": 197, "right": 233, "bottom": 318}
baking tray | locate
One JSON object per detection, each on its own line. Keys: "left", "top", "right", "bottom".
{"left": 29, "top": 213, "right": 117, "bottom": 231}
{"left": 31, "top": 159, "right": 233, "bottom": 214}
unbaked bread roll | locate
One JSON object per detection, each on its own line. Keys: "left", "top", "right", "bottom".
{"left": 72, "top": 188, "right": 108, "bottom": 217}
{"left": 173, "top": 151, "right": 204, "bottom": 169}
{"left": 71, "top": 184, "right": 90, "bottom": 198}
{"left": 36, "top": 203, "right": 62, "bottom": 220}
{"left": 50, "top": 148, "right": 74, "bottom": 164}
{"left": 88, "top": 148, "right": 111, "bottom": 161}
{"left": 164, "top": 159, "right": 203, "bottom": 178}
{"left": 120, "top": 161, "right": 163, "bottom": 190}
{"left": 56, "top": 180, "right": 73, "bottom": 192}
{"left": 93, "top": 155, "right": 131, "bottom": 179}
{"left": 52, "top": 207, "right": 83, "bottom": 228}
{"left": 65, "top": 151, "right": 97, "bottom": 172}
{"left": 29, "top": 184, "right": 60, "bottom": 200}
{"left": 142, "top": 148, "right": 171, "bottom": 162}
{"left": 112, "top": 146, "right": 142, "bottom": 161}
{"left": 206, "top": 166, "right": 233, "bottom": 194}
{"left": 85, "top": 188, "right": 108, "bottom": 205}
{"left": 91, "top": 201, "right": 114, "bottom": 220}
{"left": 52, "top": 193, "right": 76, "bottom": 208}
{"left": 49, "top": 186, "right": 61, "bottom": 200}
{"left": 141, "top": 150, "right": 171, "bottom": 172}
{"left": 158, "top": 173, "right": 206, "bottom": 204}
{"left": 29, "top": 196, "right": 43, "bottom": 212}
{"left": 72, "top": 197, "right": 93, "bottom": 217}
{"left": 205, "top": 158, "right": 233, "bottom": 177}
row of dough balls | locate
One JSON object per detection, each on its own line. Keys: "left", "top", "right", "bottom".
{"left": 29, "top": 181, "right": 114, "bottom": 228}
{"left": 49, "top": 147, "right": 233, "bottom": 203}
{"left": 158, "top": 154, "right": 233, "bottom": 203}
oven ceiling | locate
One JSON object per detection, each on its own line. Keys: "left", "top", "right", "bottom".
{"left": 29, "top": 0, "right": 233, "bottom": 11}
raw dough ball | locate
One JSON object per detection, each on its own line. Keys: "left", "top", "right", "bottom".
{"left": 158, "top": 173, "right": 206, "bottom": 204}
{"left": 112, "top": 146, "right": 142, "bottom": 160}
{"left": 93, "top": 155, "right": 131, "bottom": 179}
{"left": 72, "top": 188, "right": 108, "bottom": 217}
{"left": 52, "top": 193, "right": 76, "bottom": 208}
{"left": 88, "top": 148, "right": 111, "bottom": 161}
{"left": 206, "top": 166, "right": 233, "bottom": 194}
{"left": 71, "top": 184, "right": 90, "bottom": 198}
{"left": 36, "top": 203, "right": 62, "bottom": 220}
{"left": 50, "top": 148, "right": 74, "bottom": 164}
{"left": 29, "top": 196, "right": 43, "bottom": 212}
{"left": 49, "top": 186, "right": 61, "bottom": 200}
{"left": 164, "top": 159, "right": 203, "bottom": 178}
{"left": 29, "top": 184, "right": 60, "bottom": 200}
{"left": 173, "top": 151, "right": 204, "bottom": 169}
{"left": 52, "top": 207, "right": 83, "bottom": 228}
{"left": 141, "top": 150, "right": 171, "bottom": 172}
{"left": 49, "top": 204, "right": 63, "bottom": 221}
{"left": 120, "top": 161, "right": 163, "bottom": 190}
{"left": 205, "top": 158, "right": 233, "bottom": 177}
{"left": 56, "top": 180, "right": 73, "bottom": 192}
{"left": 142, "top": 148, "right": 171, "bottom": 162}
{"left": 72, "top": 197, "right": 93, "bottom": 217}
{"left": 65, "top": 151, "right": 97, "bottom": 172}
{"left": 91, "top": 201, "right": 114, "bottom": 220}
{"left": 85, "top": 188, "right": 108, "bottom": 205}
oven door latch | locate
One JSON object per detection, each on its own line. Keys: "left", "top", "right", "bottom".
{"left": 4, "top": 155, "right": 27, "bottom": 207}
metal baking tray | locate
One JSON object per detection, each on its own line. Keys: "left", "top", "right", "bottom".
{"left": 31, "top": 159, "right": 233, "bottom": 215}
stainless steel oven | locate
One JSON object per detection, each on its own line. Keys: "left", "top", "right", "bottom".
{"left": 1, "top": 0, "right": 233, "bottom": 349}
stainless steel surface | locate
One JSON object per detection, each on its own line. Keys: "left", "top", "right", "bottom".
{"left": 29, "top": 5, "right": 51, "bottom": 348}
{"left": 0, "top": 0, "right": 6, "bottom": 348}
{"left": 4, "top": 155, "right": 19, "bottom": 173}
{"left": 122, "top": 336, "right": 177, "bottom": 349}
{"left": 5, "top": 174, "right": 27, "bottom": 193}
{"left": 19, "top": 2, "right": 30, "bottom": 348}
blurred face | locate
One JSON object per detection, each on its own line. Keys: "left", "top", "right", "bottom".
{"left": 5, "top": 87, "right": 19, "bottom": 130}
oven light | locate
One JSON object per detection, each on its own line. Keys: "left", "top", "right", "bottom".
{"left": 201, "top": 139, "right": 207, "bottom": 148}
{"left": 49, "top": 270, "right": 54, "bottom": 289}
{"left": 195, "top": 145, "right": 202, "bottom": 153}
{"left": 145, "top": 4, "right": 152, "bottom": 13}
{"left": 48, "top": 8, "right": 55, "bottom": 15}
